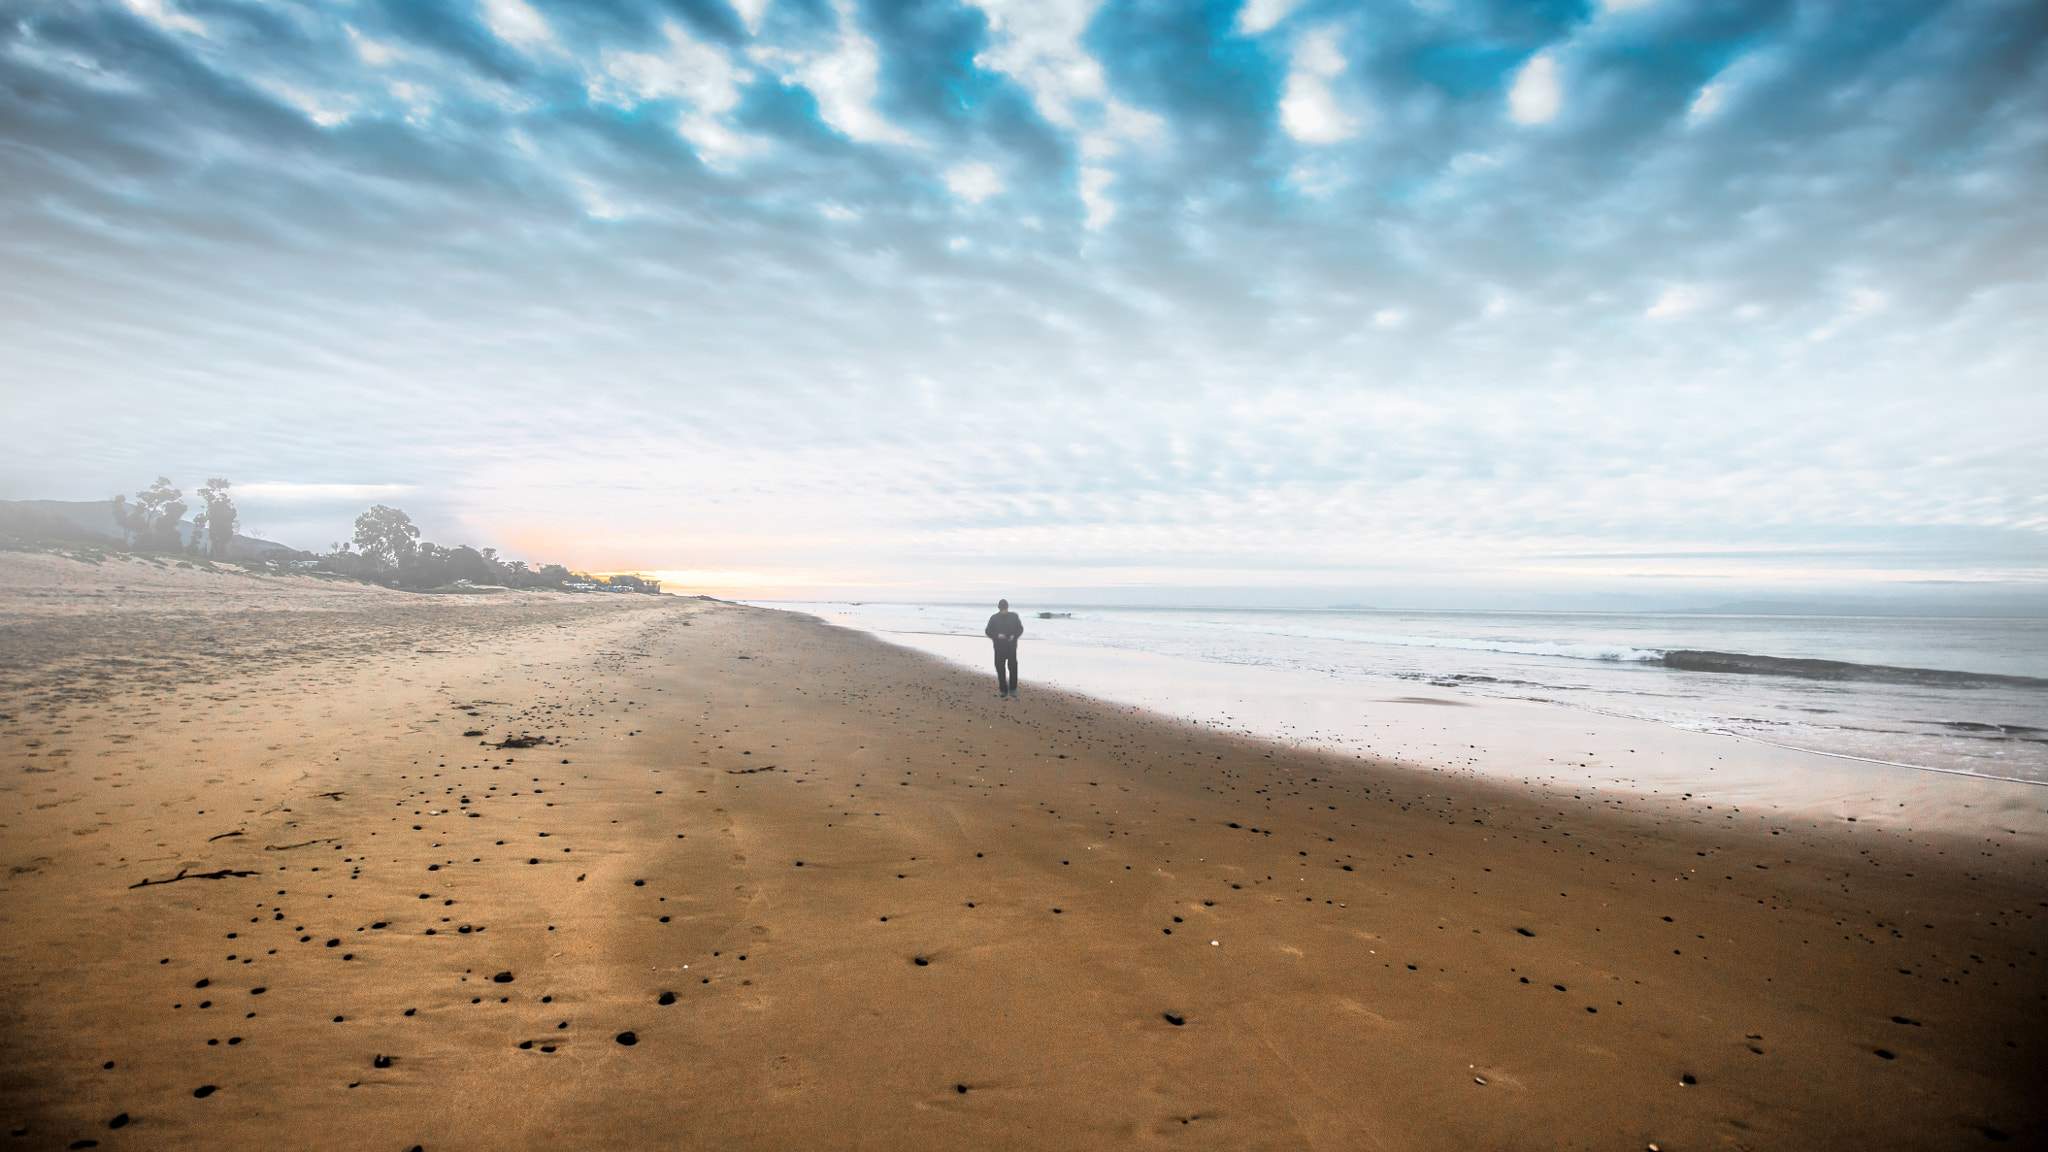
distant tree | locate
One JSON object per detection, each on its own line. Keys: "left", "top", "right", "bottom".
{"left": 317, "top": 542, "right": 368, "bottom": 578}
{"left": 445, "top": 545, "right": 496, "bottom": 585}
{"left": 109, "top": 494, "right": 141, "bottom": 547}
{"left": 352, "top": 505, "right": 419, "bottom": 571}
{"left": 403, "top": 541, "right": 450, "bottom": 588}
{"left": 194, "top": 479, "right": 237, "bottom": 557}
{"left": 121, "top": 477, "right": 187, "bottom": 551}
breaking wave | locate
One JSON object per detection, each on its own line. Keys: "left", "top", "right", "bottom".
{"left": 1656, "top": 650, "right": 2048, "bottom": 689}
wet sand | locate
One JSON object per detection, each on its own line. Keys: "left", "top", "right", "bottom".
{"left": 820, "top": 617, "right": 2048, "bottom": 836}
{"left": 2, "top": 553, "right": 2043, "bottom": 1150}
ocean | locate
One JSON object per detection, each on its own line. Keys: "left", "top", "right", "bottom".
{"left": 765, "top": 602, "right": 2048, "bottom": 785}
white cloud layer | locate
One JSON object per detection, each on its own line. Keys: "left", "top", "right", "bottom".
{"left": 3, "top": 0, "right": 2043, "bottom": 600}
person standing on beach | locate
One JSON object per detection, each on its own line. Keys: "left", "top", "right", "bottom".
{"left": 985, "top": 599, "right": 1024, "bottom": 698}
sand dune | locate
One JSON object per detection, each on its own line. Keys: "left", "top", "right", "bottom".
{"left": 2, "top": 553, "right": 2042, "bottom": 1150}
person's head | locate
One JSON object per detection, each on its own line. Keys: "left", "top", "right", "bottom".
{"left": 998, "top": 599, "right": 1009, "bottom": 610}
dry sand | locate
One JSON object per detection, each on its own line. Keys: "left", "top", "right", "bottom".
{"left": 2, "top": 551, "right": 2043, "bottom": 1150}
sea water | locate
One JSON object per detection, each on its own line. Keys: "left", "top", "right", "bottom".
{"left": 766, "top": 602, "right": 2048, "bottom": 785}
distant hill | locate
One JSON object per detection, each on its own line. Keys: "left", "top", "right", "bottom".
{"left": 0, "top": 498, "right": 298, "bottom": 558}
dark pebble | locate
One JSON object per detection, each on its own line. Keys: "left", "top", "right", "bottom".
{"left": 658, "top": 992, "right": 676, "bottom": 1005}
{"left": 493, "top": 972, "right": 514, "bottom": 984}
{"left": 192, "top": 1086, "right": 216, "bottom": 1098}
{"left": 107, "top": 1114, "right": 128, "bottom": 1130}
{"left": 616, "top": 1032, "right": 638, "bottom": 1046}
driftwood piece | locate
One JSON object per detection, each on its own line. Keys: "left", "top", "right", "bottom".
{"left": 129, "top": 868, "right": 259, "bottom": 889}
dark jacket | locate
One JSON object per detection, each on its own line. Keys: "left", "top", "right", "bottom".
{"left": 985, "top": 611, "right": 1024, "bottom": 646}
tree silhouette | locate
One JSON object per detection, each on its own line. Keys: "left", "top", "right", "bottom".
{"left": 352, "top": 504, "right": 419, "bottom": 571}
{"left": 109, "top": 494, "right": 141, "bottom": 547}
{"left": 194, "top": 479, "right": 238, "bottom": 557}
{"left": 115, "top": 477, "right": 187, "bottom": 551}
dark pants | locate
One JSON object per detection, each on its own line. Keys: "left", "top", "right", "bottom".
{"left": 992, "top": 642, "right": 1018, "bottom": 693}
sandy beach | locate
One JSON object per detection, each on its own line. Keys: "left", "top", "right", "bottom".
{"left": 3, "top": 552, "right": 2044, "bottom": 1151}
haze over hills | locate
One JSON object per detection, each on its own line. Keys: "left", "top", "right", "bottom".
{"left": 0, "top": 498, "right": 297, "bottom": 559}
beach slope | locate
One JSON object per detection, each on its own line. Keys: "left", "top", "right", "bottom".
{"left": 2, "top": 553, "right": 2042, "bottom": 1150}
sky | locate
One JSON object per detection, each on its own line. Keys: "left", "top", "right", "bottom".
{"left": 2, "top": 0, "right": 2044, "bottom": 605}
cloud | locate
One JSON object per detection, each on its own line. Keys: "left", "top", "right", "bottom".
{"left": 1236, "top": 0, "right": 1308, "bottom": 37}
{"left": 768, "top": 1, "right": 920, "bottom": 147}
{"left": 234, "top": 484, "right": 417, "bottom": 502}
{"left": 477, "top": 0, "right": 552, "bottom": 48}
{"left": 1685, "top": 80, "right": 1725, "bottom": 124}
{"left": 966, "top": 0, "right": 1161, "bottom": 231}
{"left": 3, "top": 0, "right": 2043, "bottom": 597}
{"left": 346, "top": 26, "right": 395, "bottom": 67}
{"left": 1278, "top": 27, "right": 1358, "bottom": 144}
{"left": 729, "top": 0, "right": 773, "bottom": 36}
{"left": 945, "top": 161, "right": 1004, "bottom": 203}
{"left": 120, "top": 0, "right": 204, "bottom": 37}
{"left": 1078, "top": 165, "right": 1116, "bottom": 229}
{"left": 1507, "top": 52, "right": 1561, "bottom": 125}
{"left": 1645, "top": 284, "right": 1699, "bottom": 318}
{"left": 589, "top": 21, "right": 760, "bottom": 164}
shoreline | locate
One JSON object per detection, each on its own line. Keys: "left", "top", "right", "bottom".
{"left": 806, "top": 609, "right": 2048, "bottom": 841}
{"left": 4, "top": 555, "right": 2044, "bottom": 1150}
